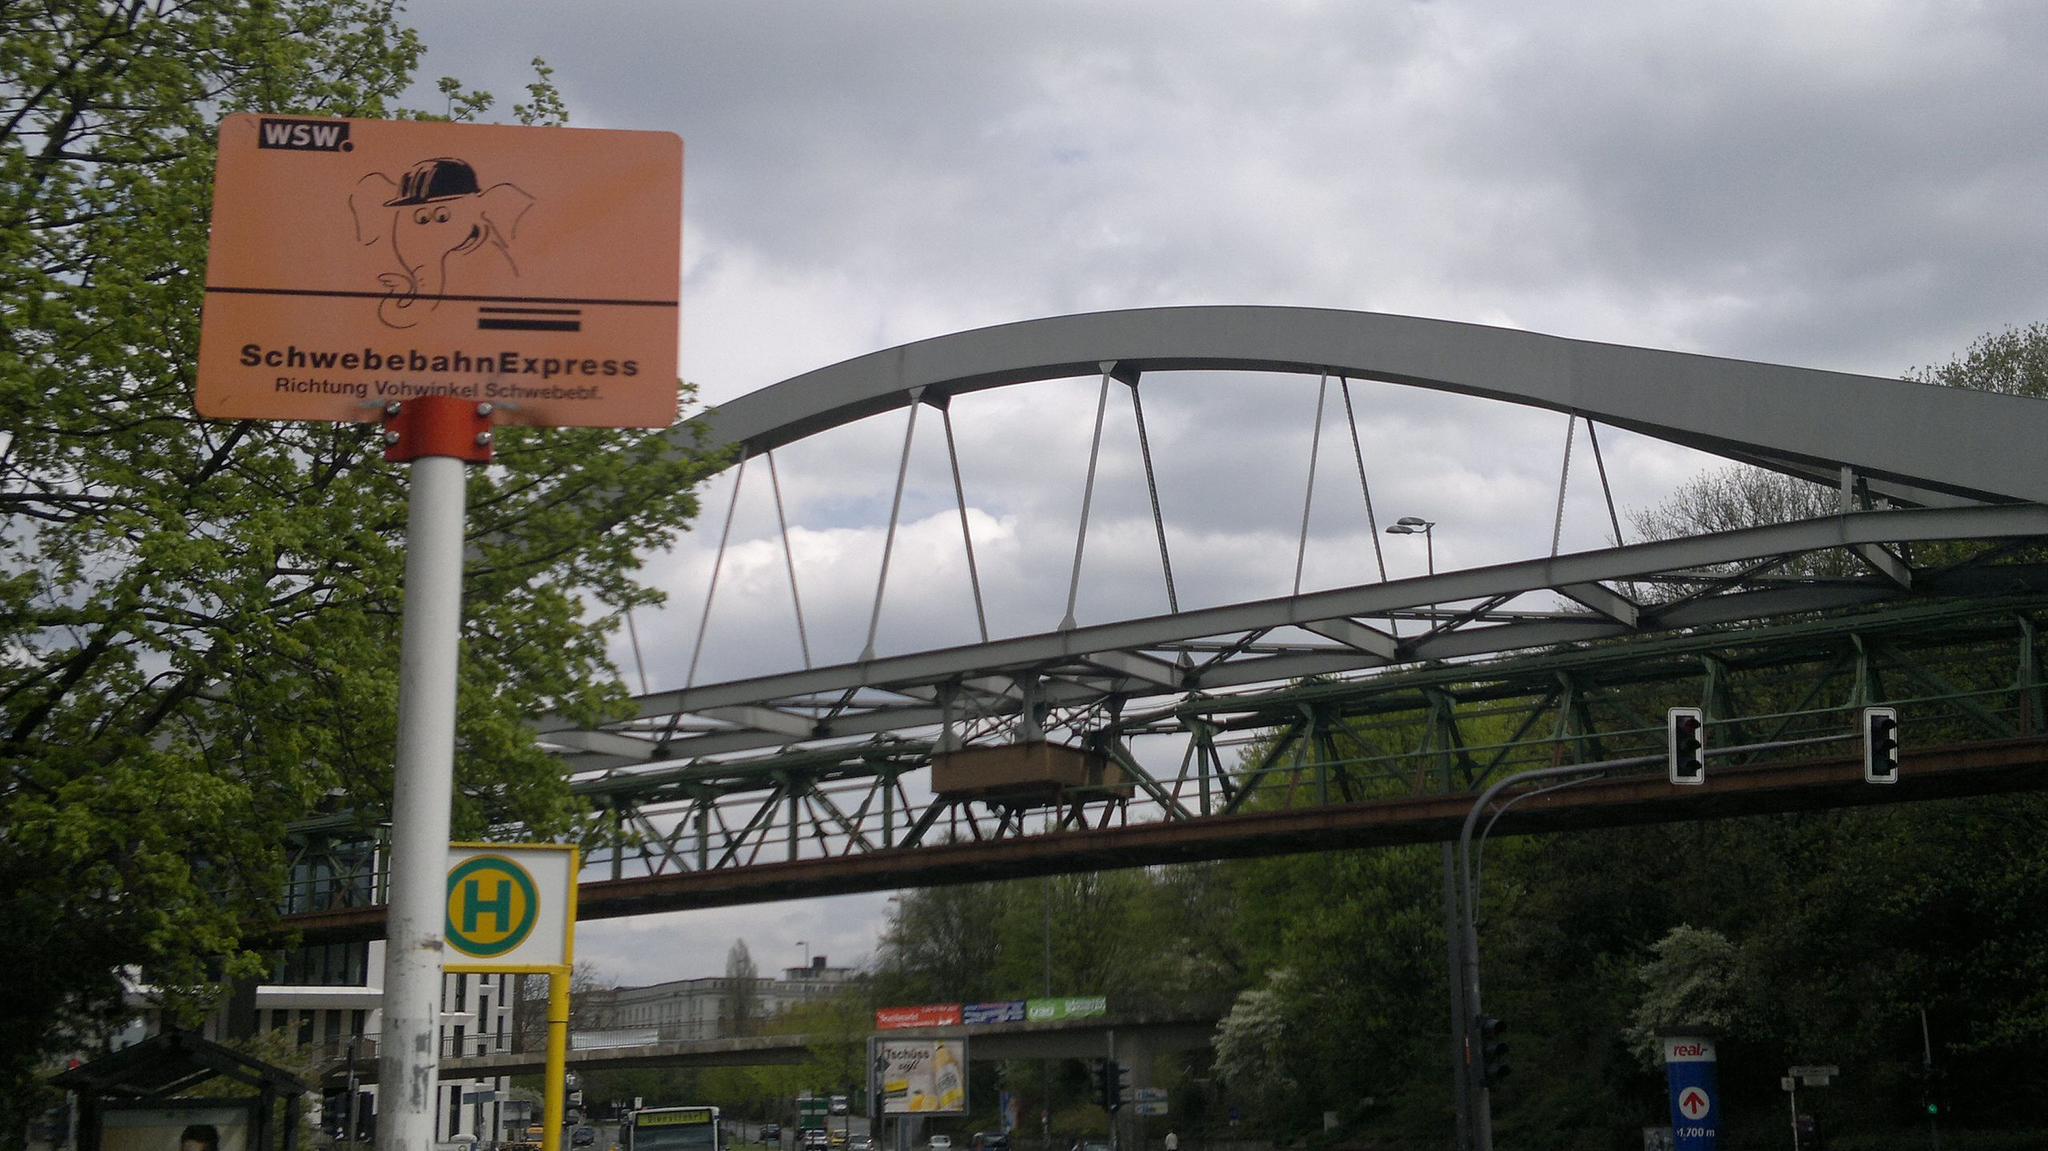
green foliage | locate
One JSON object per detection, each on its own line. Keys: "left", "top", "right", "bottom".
{"left": 1224, "top": 844, "right": 1450, "bottom": 1139}
{"left": 0, "top": 0, "right": 718, "bottom": 1131}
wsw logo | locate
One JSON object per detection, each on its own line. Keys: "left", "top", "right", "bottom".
{"left": 257, "top": 117, "right": 353, "bottom": 152}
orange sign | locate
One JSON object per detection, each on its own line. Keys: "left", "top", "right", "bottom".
{"left": 197, "top": 115, "right": 680, "bottom": 427}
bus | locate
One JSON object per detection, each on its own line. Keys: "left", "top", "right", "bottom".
{"left": 625, "top": 1107, "right": 723, "bottom": 1151}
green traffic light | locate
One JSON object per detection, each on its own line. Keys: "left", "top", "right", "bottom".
{"left": 1926, "top": 1103, "right": 1939, "bottom": 1115}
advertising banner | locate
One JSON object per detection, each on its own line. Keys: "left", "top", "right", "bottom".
{"left": 963, "top": 1000, "right": 1027, "bottom": 1025}
{"left": 871, "top": 1038, "right": 968, "bottom": 1115}
{"left": 876, "top": 1004, "right": 962, "bottom": 1030}
{"left": 101, "top": 1104, "right": 253, "bottom": 1151}
{"left": 1025, "top": 996, "right": 1107, "bottom": 1022}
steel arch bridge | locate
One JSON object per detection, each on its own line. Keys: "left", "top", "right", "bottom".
{"left": 282, "top": 306, "right": 2048, "bottom": 936}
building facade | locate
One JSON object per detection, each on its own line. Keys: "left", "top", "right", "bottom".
{"left": 607, "top": 956, "right": 857, "bottom": 1043}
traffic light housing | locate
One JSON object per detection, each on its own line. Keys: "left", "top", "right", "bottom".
{"left": 1916, "top": 1064, "right": 1947, "bottom": 1117}
{"left": 1667, "top": 707, "right": 1706, "bottom": 785}
{"left": 1863, "top": 705, "right": 1900, "bottom": 784}
{"left": 1477, "top": 1016, "right": 1510, "bottom": 1088}
{"left": 1113, "top": 1063, "right": 1131, "bottom": 1112}
{"left": 1095, "top": 1060, "right": 1122, "bottom": 1111}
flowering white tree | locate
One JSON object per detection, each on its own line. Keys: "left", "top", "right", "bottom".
{"left": 1213, "top": 968, "right": 1300, "bottom": 1112}
{"left": 1626, "top": 925, "right": 1741, "bottom": 1066}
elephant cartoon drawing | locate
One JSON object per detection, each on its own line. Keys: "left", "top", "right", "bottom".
{"left": 349, "top": 157, "right": 534, "bottom": 329}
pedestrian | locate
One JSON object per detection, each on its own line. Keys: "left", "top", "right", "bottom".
{"left": 1164, "top": 1134, "right": 1177, "bottom": 1151}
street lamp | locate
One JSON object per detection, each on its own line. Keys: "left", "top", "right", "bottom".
{"left": 1386, "top": 513, "right": 1468, "bottom": 1148}
{"left": 1385, "top": 516, "right": 1436, "bottom": 574}
{"left": 1386, "top": 515, "right": 1440, "bottom": 627}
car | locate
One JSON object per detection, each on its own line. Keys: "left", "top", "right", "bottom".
{"left": 1081, "top": 1142, "right": 1110, "bottom": 1151}
{"left": 802, "top": 1131, "right": 830, "bottom": 1151}
{"left": 970, "top": 1134, "right": 1007, "bottom": 1151}
{"left": 760, "top": 1127, "right": 781, "bottom": 1144}
{"left": 928, "top": 1137, "right": 952, "bottom": 1151}
{"left": 571, "top": 1128, "right": 596, "bottom": 1148}
{"left": 828, "top": 1132, "right": 848, "bottom": 1149}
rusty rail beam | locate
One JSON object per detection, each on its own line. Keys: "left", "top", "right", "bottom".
{"left": 264, "top": 736, "right": 2048, "bottom": 948}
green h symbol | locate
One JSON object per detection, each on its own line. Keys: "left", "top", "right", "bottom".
{"left": 463, "top": 876, "right": 513, "bottom": 934}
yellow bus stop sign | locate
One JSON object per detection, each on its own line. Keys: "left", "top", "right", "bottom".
{"left": 445, "top": 844, "right": 577, "bottom": 972}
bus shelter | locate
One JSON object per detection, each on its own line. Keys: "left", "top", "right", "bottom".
{"left": 51, "top": 1031, "right": 311, "bottom": 1151}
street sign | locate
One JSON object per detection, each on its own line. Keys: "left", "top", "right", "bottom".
{"left": 1662, "top": 1037, "right": 1721, "bottom": 1151}
{"left": 198, "top": 114, "right": 681, "bottom": 427}
{"left": 1788, "top": 1065, "right": 1840, "bottom": 1078}
{"left": 1135, "top": 1088, "right": 1168, "bottom": 1103}
{"left": 1676, "top": 1087, "right": 1711, "bottom": 1121}
{"left": 444, "top": 843, "right": 577, "bottom": 971}
{"left": 1134, "top": 1103, "right": 1169, "bottom": 1117}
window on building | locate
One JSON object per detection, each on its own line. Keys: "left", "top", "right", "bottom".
{"left": 272, "top": 941, "right": 370, "bottom": 986}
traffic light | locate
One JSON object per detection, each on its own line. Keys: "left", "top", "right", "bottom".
{"left": 1863, "top": 706, "right": 1900, "bottom": 784}
{"left": 1477, "top": 1016, "right": 1510, "bottom": 1088}
{"left": 1094, "top": 1060, "right": 1118, "bottom": 1111}
{"left": 1918, "top": 1064, "right": 1948, "bottom": 1117}
{"left": 1113, "top": 1063, "right": 1131, "bottom": 1112}
{"left": 1667, "top": 707, "right": 1706, "bottom": 785}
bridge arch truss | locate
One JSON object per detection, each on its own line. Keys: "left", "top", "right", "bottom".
{"left": 284, "top": 307, "right": 2048, "bottom": 926}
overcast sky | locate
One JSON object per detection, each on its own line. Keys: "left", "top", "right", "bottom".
{"left": 394, "top": 0, "right": 2048, "bottom": 989}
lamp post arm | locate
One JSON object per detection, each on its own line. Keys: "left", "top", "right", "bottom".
{"left": 1455, "top": 729, "right": 1855, "bottom": 1150}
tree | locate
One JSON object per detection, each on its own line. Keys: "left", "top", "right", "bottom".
{"left": 0, "top": 1, "right": 718, "bottom": 1132}
{"left": 1907, "top": 320, "right": 2048, "bottom": 397}
{"left": 723, "top": 940, "right": 764, "bottom": 1037}
{"left": 1211, "top": 968, "right": 1299, "bottom": 1123}
{"left": 515, "top": 963, "right": 619, "bottom": 1053}
{"left": 872, "top": 881, "right": 1012, "bottom": 1004}
{"left": 1624, "top": 925, "right": 1740, "bottom": 1066}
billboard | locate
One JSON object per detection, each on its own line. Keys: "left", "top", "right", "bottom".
{"left": 875, "top": 1004, "right": 961, "bottom": 1030}
{"left": 871, "top": 1038, "right": 968, "bottom": 1115}
{"left": 1025, "top": 996, "right": 1107, "bottom": 1022}
{"left": 877, "top": 997, "right": 1106, "bottom": 1029}
{"left": 962, "top": 1000, "right": 1026, "bottom": 1025}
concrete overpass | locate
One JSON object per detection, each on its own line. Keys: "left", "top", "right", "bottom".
{"left": 355, "top": 1011, "right": 1219, "bottom": 1083}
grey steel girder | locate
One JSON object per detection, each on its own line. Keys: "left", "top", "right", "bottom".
{"left": 536, "top": 504, "right": 2048, "bottom": 770}
{"left": 688, "top": 306, "right": 2048, "bottom": 506}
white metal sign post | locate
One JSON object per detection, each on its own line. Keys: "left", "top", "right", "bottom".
{"left": 381, "top": 401, "right": 495, "bottom": 1151}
